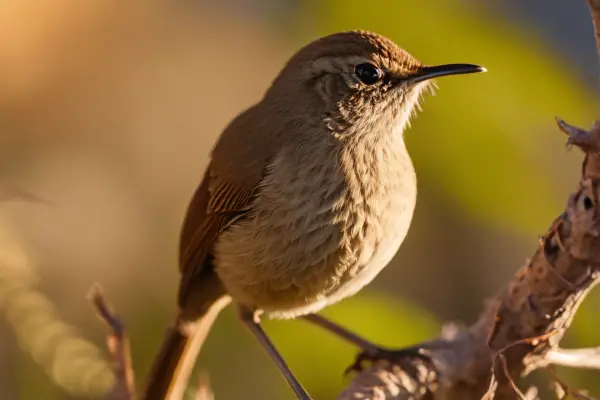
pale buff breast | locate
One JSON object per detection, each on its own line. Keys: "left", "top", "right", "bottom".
{"left": 213, "top": 135, "right": 417, "bottom": 319}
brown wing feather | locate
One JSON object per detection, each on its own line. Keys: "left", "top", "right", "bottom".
{"left": 177, "top": 105, "right": 277, "bottom": 309}
{"left": 179, "top": 168, "right": 257, "bottom": 272}
{"left": 177, "top": 167, "right": 260, "bottom": 306}
{"left": 179, "top": 169, "right": 214, "bottom": 272}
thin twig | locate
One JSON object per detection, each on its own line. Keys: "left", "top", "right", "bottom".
{"left": 89, "top": 285, "right": 136, "bottom": 400}
{"left": 546, "top": 366, "right": 598, "bottom": 400}
{"left": 545, "top": 347, "right": 600, "bottom": 369}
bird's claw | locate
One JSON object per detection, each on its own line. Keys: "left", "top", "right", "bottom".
{"left": 344, "top": 350, "right": 377, "bottom": 375}
{"left": 344, "top": 346, "right": 431, "bottom": 376}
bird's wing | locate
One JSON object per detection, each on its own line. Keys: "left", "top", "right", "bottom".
{"left": 178, "top": 167, "right": 261, "bottom": 274}
{"left": 177, "top": 106, "right": 274, "bottom": 307}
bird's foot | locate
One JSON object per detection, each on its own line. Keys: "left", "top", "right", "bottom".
{"left": 344, "top": 345, "right": 432, "bottom": 376}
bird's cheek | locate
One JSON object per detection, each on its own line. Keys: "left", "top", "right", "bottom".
{"left": 315, "top": 74, "right": 344, "bottom": 105}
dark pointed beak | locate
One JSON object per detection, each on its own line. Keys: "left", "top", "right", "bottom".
{"left": 408, "top": 63, "right": 486, "bottom": 84}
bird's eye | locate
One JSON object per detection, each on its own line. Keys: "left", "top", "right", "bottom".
{"left": 354, "top": 63, "right": 382, "bottom": 85}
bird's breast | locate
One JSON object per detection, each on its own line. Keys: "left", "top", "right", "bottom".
{"left": 213, "top": 138, "right": 417, "bottom": 318}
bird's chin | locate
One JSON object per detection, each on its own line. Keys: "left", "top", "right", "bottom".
{"left": 410, "top": 79, "right": 436, "bottom": 98}
{"left": 399, "top": 81, "right": 435, "bottom": 125}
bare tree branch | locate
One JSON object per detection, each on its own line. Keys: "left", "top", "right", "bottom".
{"left": 90, "top": 288, "right": 216, "bottom": 400}
{"left": 91, "top": 286, "right": 136, "bottom": 400}
{"left": 544, "top": 347, "right": 600, "bottom": 370}
{"left": 547, "top": 366, "right": 598, "bottom": 400}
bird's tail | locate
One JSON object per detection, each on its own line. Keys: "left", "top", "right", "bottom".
{"left": 141, "top": 295, "right": 231, "bottom": 400}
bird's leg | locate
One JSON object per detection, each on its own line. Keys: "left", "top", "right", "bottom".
{"left": 302, "top": 314, "right": 432, "bottom": 374}
{"left": 236, "top": 306, "right": 312, "bottom": 400}
{"left": 302, "top": 314, "right": 383, "bottom": 354}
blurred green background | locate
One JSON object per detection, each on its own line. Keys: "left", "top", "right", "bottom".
{"left": 0, "top": 0, "right": 599, "bottom": 398}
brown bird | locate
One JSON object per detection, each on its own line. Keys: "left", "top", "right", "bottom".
{"left": 143, "top": 30, "right": 485, "bottom": 400}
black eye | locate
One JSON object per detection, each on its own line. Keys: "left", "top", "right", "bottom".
{"left": 354, "top": 63, "right": 382, "bottom": 85}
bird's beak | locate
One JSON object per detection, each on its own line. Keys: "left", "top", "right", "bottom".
{"left": 408, "top": 63, "right": 486, "bottom": 84}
